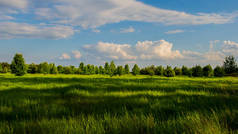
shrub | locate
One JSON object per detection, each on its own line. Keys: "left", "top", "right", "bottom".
{"left": 191, "top": 65, "right": 203, "bottom": 77}
{"left": 10, "top": 53, "right": 27, "bottom": 76}
{"left": 214, "top": 66, "right": 225, "bottom": 77}
{"left": 203, "top": 65, "right": 213, "bottom": 77}
{"left": 164, "top": 66, "right": 175, "bottom": 77}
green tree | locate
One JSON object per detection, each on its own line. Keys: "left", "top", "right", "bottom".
{"left": 132, "top": 64, "right": 140, "bottom": 76}
{"left": 95, "top": 66, "right": 99, "bottom": 74}
{"left": 109, "top": 61, "right": 116, "bottom": 76}
{"left": 0, "top": 64, "right": 2, "bottom": 73}
{"left": 63, "top": 66, "right": 72, "bottom": 74}
{"left": 124, "top": 64, "right": 130, "bottom": 74}
{"left": 99, "top": 66, "right": 104, "bottom": 74}
{"left": 223, "top": 56, "right": 237, "bottom": 75}
{"left": 155, "top": 66, "right": 164, "bottom": 76}
{"left": 182, "top": 66, "right": 190, "bottom": 76}
{"left": 49, "top": 63, "right": 58, "bottom": 74}
{"left": 10, "top": 53, "right": 27, "bottom": 76}
{"left": 38, "top": 62, "right": 50, "bottom": 74}
{"left": 164, "top": 66, "right": 175, "bottom": 77}
{"left": 174, "top": 67, "right": 182, "bottom": 76}
{"left": 0, "top": 62, "right": 10, "bottom": 73}
{"left": 214, "top": 66, "right": 225, "bottom": 77}
{"left": 104, "top": 62, "right": 110, "bottom": 75}
{"left": 203, "top": 65, "right": 213, "bottom": 77}
{"left": 79, "top": 62, "right": 84, "bottom": 74}
{"left": 147, "top": 68, "right": 155, "bottom": 76}
{"left": 28, "top": 63, "right": 38, "bottom": 74}
{"left": 57, "top": 65, "right": 64, "bottom": 74}
{"left": 117, "top": 66, "right": 124, "bottom": 76}
{"left": 191, "top": 65, "right": 203, "bottom": 77}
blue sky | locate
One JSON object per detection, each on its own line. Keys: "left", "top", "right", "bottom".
{"left": 0, "top": 0, "right": 238, "bottom": 67}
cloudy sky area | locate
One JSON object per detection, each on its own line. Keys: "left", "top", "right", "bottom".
{"left": 1, "top": 0, "right": 238, "bottom": 67}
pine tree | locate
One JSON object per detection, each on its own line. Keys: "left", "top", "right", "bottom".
{"left": 132, "top": 64, "right": 140, "bottom": 76}
{"left": 10, "top": 53, "right": 27, "bottom": 76}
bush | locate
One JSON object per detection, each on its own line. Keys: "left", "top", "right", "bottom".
{"left": 174, "top": 67, "right": 182, "bottom": 76}
{"left": 147, "top": 68, "right": 155, "bottom": 76}
{"left": 214, "top": 66, "right": 225, "bottom": 77}
{"left": 164, "top": 66, "right": 175, "bottom": 77}
{"left": 10, "top": 53, "right": 27, "bottom": 76}
{"left": 203, "top": 65, "right": 213, "bottom": 77}
{"left": 192, "top": 65, "right": 203, "bottom": 77}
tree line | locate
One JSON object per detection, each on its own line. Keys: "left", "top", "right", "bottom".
{"left": 0, "top": 53, "right": 238, "bottom": 77}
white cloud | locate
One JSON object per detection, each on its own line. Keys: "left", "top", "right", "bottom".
{"left": 72, "top": 50, "right": 82, "bottom": 59}
{"left": 34, "top": 0, "right": 237, "bottom": 28}
{"left": 0, "top": 22, "right": 74, "bottom": 39}
{"left": 120, "top": 26, "right": 135, "bottom": 33}
{"left": 92, "top": 29, "right": 101, "bottom": 33}
{"left": 165, "top": 29, "right": 184, "bottom": 34}
{"left": 222, "top": 40, "right": 238, "bottom": 56}
{"left": 59, "top": 53, "right": 71, "bottom": 60}
{"left": 0, "top": 0, "right": 28, "bottom": 9}
{"left": 95, "top": 42, "right": 137, "bottom": 60}
{"left": 136, "top": 40, "right": 183, "bottom": 60}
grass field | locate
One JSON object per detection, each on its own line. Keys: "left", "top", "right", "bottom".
{"left": 0, "top": 74, "right": 238, "bottom": 134}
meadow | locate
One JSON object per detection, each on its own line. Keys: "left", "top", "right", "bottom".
{"left": 0, "top": 74, "right": 238, "bottom": 134}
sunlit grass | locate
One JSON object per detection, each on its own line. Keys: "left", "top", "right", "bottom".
{"left": 0, "top": 74, "right": 238, "bottom": 133}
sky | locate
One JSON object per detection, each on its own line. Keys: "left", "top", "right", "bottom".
{"left": 0, "top": 0, "right": 238, "bottom": 67}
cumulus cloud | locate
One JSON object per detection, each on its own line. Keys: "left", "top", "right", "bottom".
{"left": 0, "top": 22, "right": 74, "bottom": 39}
{"left": 34, "top": 0, "right": 237, "bottom": 28}
{"left": 94, "top": 42, "right": 137, "bottom": 60}
{"left": 222, "top": 40, "right": 238, "bottom": 56}
{"left": 72, "top": 50, "right": 82, "bottom": 59}
{"left": 165, "top": 29, "right": 184, "bottom": 34}
{"left": 59, "top": 53, "right": 71, "bottom": 60}
{"left": 136, "top": 40, "right": 183, "bottom": 60}
{"left": 120, "top": 26, "right": 135, "bottom": 33}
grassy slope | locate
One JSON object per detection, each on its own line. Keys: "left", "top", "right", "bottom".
{"left": 0, "top": 74, "right": 238, "bottom": 134}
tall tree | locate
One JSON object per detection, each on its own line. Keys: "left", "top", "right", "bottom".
{"left": 10, "top": 53, "right": 27, "bottom": 76}
{"left": 203, "top": 65, "right": 213, "bottom": 77}
{"left": 124, "top": 64, "right": 130, "bottom": 74}
{"left": 109, "top": 61, "right": 116, "bottom": 76}
{"left": 132, "top": 64, "right": 140, "bottom": 76}
{"left": 223, "top": 56, "right": 237, "bottom": 75}
{"left": 0, "top": 64, "right": 2, "bottom": 73}
{"left": 99, "top": 66, "right": 104, "bottom": 74}
{"left": 104, "top": 62, "right": 110, "bottom": 75}
{"left": 164, "top": 66, "right": 175, "bottom": 77}
{"left": 38, "top": 62, "right": 50, "bottom": 74}
{"left": 117, "top": 66, "right": 124, "bottom": 76}
{"left": 49, "top": 63, "right": 58, "bottom": 74}
{"left": 214, "top": 66, "right": 225, "bottom": 77}
{"left": 155, "top": 66, "right": 164, "bottom": 76}
{"left": 191, "top": 65, "right": 203, "bottom": 77}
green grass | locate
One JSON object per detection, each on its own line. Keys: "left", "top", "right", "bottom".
{"left": 0, "top": 74, "right": 238, "bottom": 134}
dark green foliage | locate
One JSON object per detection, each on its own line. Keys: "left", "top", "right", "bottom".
{"left": 63, "top": 66, "right": 73, "bottom": 74}
{"left": 0, "top": 64, "right": 2, "bottom": 73}
{"left": 10, "top": 53, "right": 27, "bottom": 76}
{"left": 124, "top": 64, "right": 130, "bottom": 74}
{"left": 147, "top": 68, "right": 155, "bottom": 76}
{"left": 109, "top": 61, "right": 116, "bottom": 76}
{"left": 95, "top": 66, "right": 99, "bottom": 74}
{"left": 203, "top": 65, "right": 213, "bottom": 77}
{"left": 164, "top": 66, "right": 175, "bottom": 77}
{"left": 28, "top": 63, "right": 38, "bottom": 74}
{"left": 38, "top": 62, "right": 50, "bottom": 74}
{"left": 214, "top": 66, "right": 225, "bottom": 77}
{"left": 155, "top": 66, "right": 164, "bottom": 76}
{"left": 182, "top": 66, "right": 191, "bottom": 76}
{"left": 192, "top": 65, "right": 203, "bottom": 77}
{"left": 174, "top": 67, "right": 182, "bottom": 76}
{"left": 223, "top": 56, "right": 238, "bottom": 75}
{"left": 132, "top": 64, "right": 140, "bottom": 76}
{"left": 99, "top": 66, "right": 104, "bottom": 74}
{"left": 104, "top": 62, "right": 110, "bottom": 75}
{"left": 49, "top": 63, "right": 58, "bottom": 74}
{"left": 116, "top": 66, "right": 124, "bottom": 76}
{"left": 57, "top": 65, "right": 64, "bottom": 74}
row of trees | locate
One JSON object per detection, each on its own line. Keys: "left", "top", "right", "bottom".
{"left": 1, "top": 54, "right": 238, "bottom": 77}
